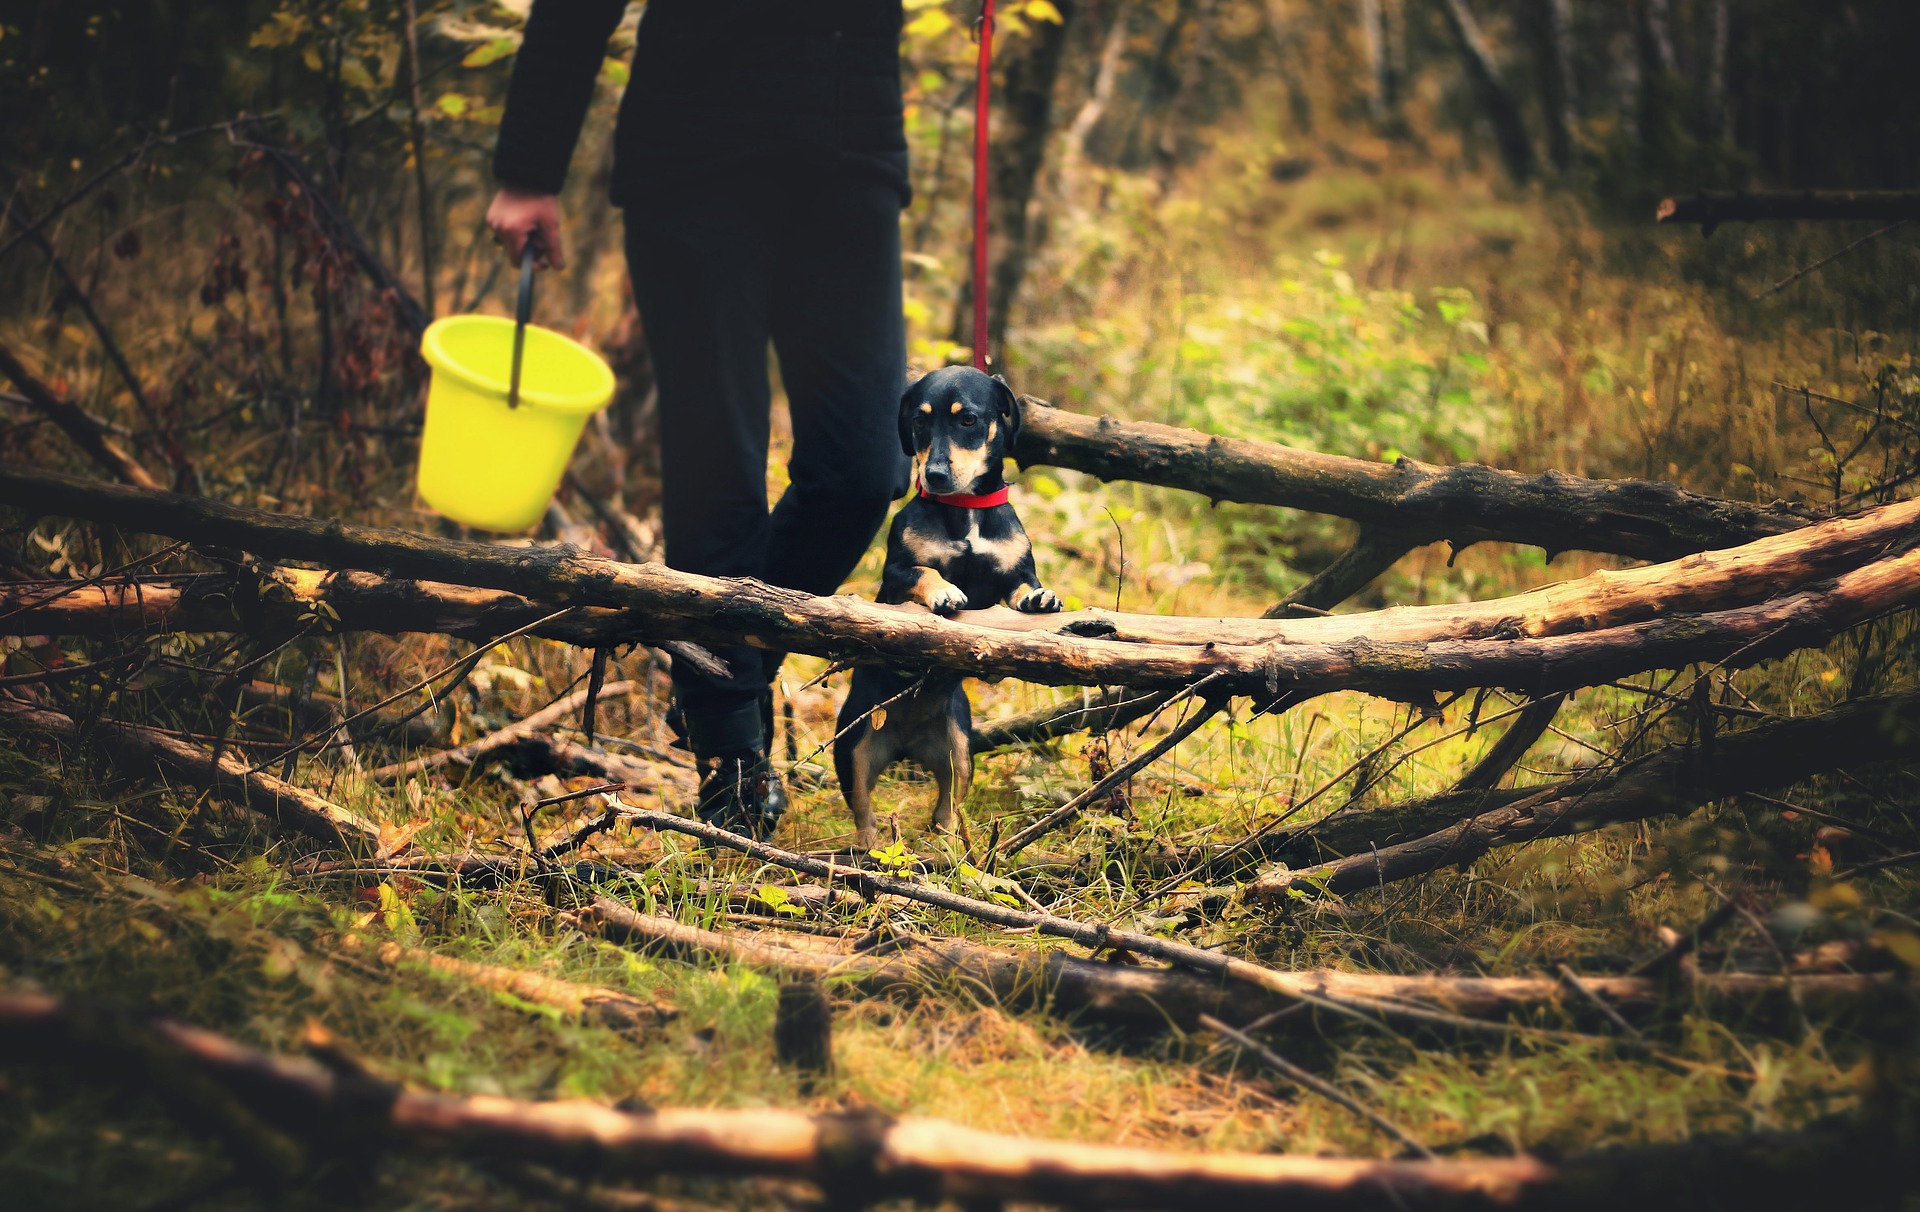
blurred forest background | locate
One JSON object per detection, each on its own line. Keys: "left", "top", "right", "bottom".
{"left": 2, "top": 2, "right": 1919, "bottom": 1209}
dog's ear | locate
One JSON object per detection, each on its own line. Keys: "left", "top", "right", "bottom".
{"left": 898, "top": 375, "right": 928, "bottom": 458}
{"left": 991, "top": 374, "right": 1021, "bottom": 447}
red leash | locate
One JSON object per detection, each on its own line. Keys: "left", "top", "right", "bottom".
{"left": 925, "top": 3, "right": 1006, "bottom": 514}
{"left": 971, "top": 0, "right": 995, "bottom": 371}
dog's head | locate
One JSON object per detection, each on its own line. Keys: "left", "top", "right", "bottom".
{"left": 898, "top": 366, "right": 1021, "bottom": 497}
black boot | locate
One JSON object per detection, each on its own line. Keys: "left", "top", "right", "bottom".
{"left": 695, "top": 748, "right": 786, "bottom": 841}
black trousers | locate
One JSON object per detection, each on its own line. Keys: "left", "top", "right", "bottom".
{"left": 624, "top": 170, "right": 910, "bottom": 756}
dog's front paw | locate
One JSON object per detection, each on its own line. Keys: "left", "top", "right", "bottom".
{"left": 929, "top": 583, "right": 970, "bottom": 615}
{"left": 1013, "top": 585, "right": 1063, "bottom": 613}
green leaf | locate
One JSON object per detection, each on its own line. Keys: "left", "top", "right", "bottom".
{"left": 435, "top": 92, "right": 470, "bottom": 118}
{"left": 904, "top": 10, "right": 954, "bottom": 39}
{"left": 461, "top": 37, "right": 517, "bottom": 68}
{"left": 868, "top": 839, "right": 921, "bottom": 872}
{"left": 750, "top": 886, "right": 805, "bottom": 918}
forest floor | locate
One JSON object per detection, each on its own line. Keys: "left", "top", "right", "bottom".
{"left": 2, "top": 128, "right": 1917, "bottom": 1210}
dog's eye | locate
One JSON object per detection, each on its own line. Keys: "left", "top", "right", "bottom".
{"left": 958, "top": 414, "right": 978, "bottom": 427}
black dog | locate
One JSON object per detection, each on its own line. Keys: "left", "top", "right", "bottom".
{"left": 834, "top": 367, "right": 1062, "bottom": 848}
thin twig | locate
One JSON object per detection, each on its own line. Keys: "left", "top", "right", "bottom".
{"left": 249, "top": 608, "right": 580, "bottom": 774}
{"left": 789, "top": 673, "right": 930, "bottom": 771}
{"left": 1199, "top": 1014, "right": 1435, "bottom": 1159}
{"left": 998, "top": 675, "right": 1228, "bottom": 857}
{"left": 1553, "top": 964, "right": 1645, "bottom": 1041}
{"left": 8, "top": 218, "right": 170, "bottom": 442}
{"left": 1834, "top": 849, "right": 1920, "bottom": 880}
{"left": 1753, "top": 221, "right": 1909, "bottom": 299}
{"left": 366, "top": 678, "right": 634, "bottom": 783}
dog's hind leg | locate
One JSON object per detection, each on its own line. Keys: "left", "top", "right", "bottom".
{"left": 927, "top": 708, "right": 974, "bottom": 845}
{"left": 842, "top": 732, "right": 889, "bottom": 851}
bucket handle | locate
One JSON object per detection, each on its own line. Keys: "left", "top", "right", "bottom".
{"left": 506, "top": 236, "right": 539, "bottom": 409}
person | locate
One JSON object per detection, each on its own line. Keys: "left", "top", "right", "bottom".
{"left": 485, "top": 1, "right": 912, "bottom": 839}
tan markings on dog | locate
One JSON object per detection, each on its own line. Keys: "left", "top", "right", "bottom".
{"left": 908, "top": 566, "right": 963, "bottom": 608}
{"left": 911, "top": 449, "right": 928, "bottom": 483}
{"left": 986, "top": 420, "right": 997, "bottom": 442}
{"left": 846, "top": 732, "right": 879, "bottom": 846}
{"left": 904, "top": 526, "right": 959, "bottom": 565}
{"left": 950, "top": 400, "right": 963, "bottom": 414}
{"left": 945, "top": 442, "right": 990, "bottom": 492}
{"left": 1009, "top": 582, "right": 1041, "bottom": 608}
{"left": 918, "top": 402, "right": 933, "bottom": 414}
{"left": 971, "top": 530, "right": 1027, "bottom": 572}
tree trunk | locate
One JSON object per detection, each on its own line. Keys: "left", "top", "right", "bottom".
{"left": 1056, "top": 0, "right": 1133, "bottom": 198}
{"left": 1261, "top": 0, "right": 1316, "bottom": 134}
{"left": 1434, "top": 0, "right": 1537, "bottom": 184}
{"left": 1358, "top": 0, "right": 1396, "bottom": 132}
{"left": 1702, "top": 0, "right": 1730, "bottom": 143}
{"left": 1535, "top": 0, "right": 1578, "bottom": 173}
{"left": 1642, "top": 0, "right": 1679, "bottom": 78}
{"left": 1150, "top": 0, "right": 1219, "bottom": 184}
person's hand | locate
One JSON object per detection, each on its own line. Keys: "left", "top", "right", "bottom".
{"left": 486, "top": 186, "right": 565, "bottom": 269}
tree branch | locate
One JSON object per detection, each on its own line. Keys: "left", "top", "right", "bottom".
{"left": 0, "top": 697, "right": 379, "bottom": 849}
{"left": 1014, "top": 400, "right": 1805, "bottom": 561}
{"left": 1254, "top": 689, "right": 1920, "bottom": 900}
{"left": 2, "top": 467, "right": 1913, "bottom": 704}
{"left": 14, "top": 992, "right": 1911, "bottom": 1210}
{"left": 366, "top": 681, "right": 636, "bottom": 783}
{"left": 1657, "top": 190, "right": 1920, "bottom": 234}
{"left": 0, "top": 340, "right": 163, "bottom": 489}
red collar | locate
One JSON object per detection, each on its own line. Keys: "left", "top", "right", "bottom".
{"left": 919, "top": 483, "right": 1011, "bottom": 509}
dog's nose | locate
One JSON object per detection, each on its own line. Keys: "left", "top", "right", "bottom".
{"left": 922, "top": 466, "right": 956, "bottom": 494}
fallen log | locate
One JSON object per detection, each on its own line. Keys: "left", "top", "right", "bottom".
{"left": 0, "top": 696, "right": 379, "bottom": 849}
{"left": 583, "top": 901, "right": 1895, "bottom": 1037}
{"left": 1014, "top": 400, "right": 1806, "bottom": 561}
{"left": 5, "top": 992, "right": 1911, "bottom": 1210}
{"left": 2, "top": 466, "right": 1914, "bottom": 703}
{"left": 0, "top": 571, "right": 719, "bottom": 674}
{"left": 336, "top": 933, "right": 674, "bottom": 1030}
{"left": 608, "top": 804, "right": 1907, "bottom": 1033}
{"left": 1656, "top": 189, "right": 1920, "bottom": 233}
{"left": 1253, "top": 689, "right": 1920, "bottom": 901}
{"left": 1194, "top": 786, "right": 1542, "bottom": 879}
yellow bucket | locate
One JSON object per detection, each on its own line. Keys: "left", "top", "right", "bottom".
{"left": 416, "top": 314, "right": 615, "bottom": 533}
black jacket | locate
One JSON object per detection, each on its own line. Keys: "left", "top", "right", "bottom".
{"left": 492, "top": 0, "right": 908, "bottom": 205}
